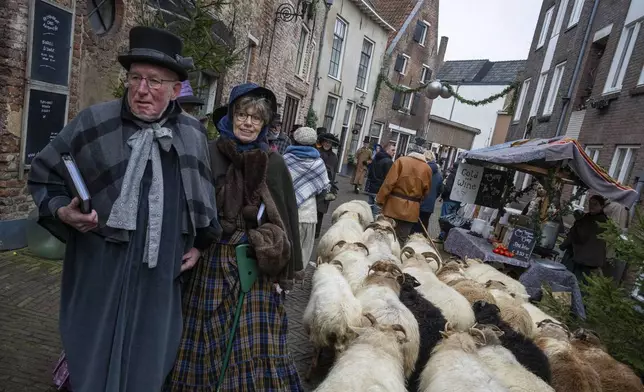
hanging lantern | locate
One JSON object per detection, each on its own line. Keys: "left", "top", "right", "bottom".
{"left": 426, "top": 80, "right": 442, "bottom": 99}
{"left": 440, "top": 85, "right": 452, "bottom": 99}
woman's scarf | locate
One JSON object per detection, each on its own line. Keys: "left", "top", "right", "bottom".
{"left": 216, "top": 115, "right": 270, "bottom": 152}
{"left": 283, "top": 145, "right": 330, "bottom": 207}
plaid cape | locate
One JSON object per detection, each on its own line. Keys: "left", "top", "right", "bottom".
{"left": 283, "top": 149, "right": 330, "bottom": 207}
{"left": 28, "top": 98, "right": 220, "bottom": 243}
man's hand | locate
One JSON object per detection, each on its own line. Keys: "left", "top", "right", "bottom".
{"left": 57, "top": 197, "right": 98, "bottom": 233}
{"left": 181, "top": 248, "right": 201, "bottom": 272}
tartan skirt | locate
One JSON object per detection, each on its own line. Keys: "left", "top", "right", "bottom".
{"left": 164, "top": 242, "right": 303, "bottom": 391}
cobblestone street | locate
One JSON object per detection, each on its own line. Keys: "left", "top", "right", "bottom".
{"left": 0, "top": 175, "right": 441, "bottom": 391}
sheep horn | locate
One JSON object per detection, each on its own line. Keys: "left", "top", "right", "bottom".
{"left": 365, "top": 222, "right": 381, "bottom": 231}
{"left": 354, "top": 242, "right": 370, "bottom": 256}
{"left": 388, "top": 264, "right": 404, "bottom": 281}
{"left": 332, "top": 241, "right": 347, "bottom": 252}
{"left": 385, "top": 226, "right": 397, "bottom": 240}
{"left": 330, "top": 260, "right": 344, "bottom": 272}
{"left": 391, "top": 324, "right": 407, "bottom": 339}
{"left": 363, "top": 312, "right": 377, "bottom": 326}
{"left": 469, "top": 327, "right": 487, "bottom": 346}
{"left": 401, "top": 246, "right": 416, "bottom": 258}
{"left": 443, "top": 321, "right": 454, "bottom": 333}
{"left": 422, "top": 252, "right": 442, "bottom": 269}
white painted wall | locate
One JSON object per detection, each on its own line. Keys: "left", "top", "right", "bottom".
{"left": 429, "top": 84, "right": 508, "bottom": 150}
{"left": 313, "top": 0, "right": 389, "bottom": 168}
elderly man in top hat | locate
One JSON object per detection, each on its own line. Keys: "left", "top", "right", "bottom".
{"left": 28, "top": 26, "right": 221, "bottom": 392}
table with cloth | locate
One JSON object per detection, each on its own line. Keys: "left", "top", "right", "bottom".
{"left": 444, "top": 228, "right": 585, "bottom": 318}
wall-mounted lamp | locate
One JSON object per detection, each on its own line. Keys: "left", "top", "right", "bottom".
{"left": 276, "top": 0, "right": 312, "bottom": 22}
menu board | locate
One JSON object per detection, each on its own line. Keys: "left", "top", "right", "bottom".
{"left": 24, "top": 89, "right": 67, "bottom": 165}
{"left": 449, "top": 163, "right": 484, "bottom": 204}
{"left": 31, "top": 0, "right": 73, "bottom": 86}
{"left": 475, "top": 168, "right": 509, "bottom": 209}
{"left": 508, "top": 226, "right": 537, "bottom": 262}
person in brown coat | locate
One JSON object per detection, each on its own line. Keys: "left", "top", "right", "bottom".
{"left": 351, "top": 137, "right": 374, "bottom": 193}
{"left": 376, "top": 146, "right": 432, "bottom": 243}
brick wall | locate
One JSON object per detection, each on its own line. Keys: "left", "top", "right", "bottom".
{"left": 372, "top": 0, "right": 442, "bottom": 146}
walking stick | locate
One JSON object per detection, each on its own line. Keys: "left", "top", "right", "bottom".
{"left": 418, "top": 217, "right": 444, "bottom": 266}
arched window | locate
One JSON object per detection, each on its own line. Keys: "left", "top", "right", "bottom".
{"left": 88, "top": 0, "right": 115, "bottom": 35}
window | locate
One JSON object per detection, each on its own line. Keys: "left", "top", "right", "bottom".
{"left": 394, "top": 54, "right": 410, "bottom": 75}
{"left": 88, "top": 0, "right": 116, "bottom": 34}
{"left": 329, "top": 18, "right": 347, "bottom": 79}
{"left": 356, "top": 38, "right": 374, "bottom": 91}
{"left": 543, "top": 62, "right": 566, "bottom": 115}
{"left": 243, "top": 37, "right": 258, "bottom": 82}
{"left": 568, "top": 0, "right": 584, "bottom": 28}
{"left": 402, "top": 92, "right": 413, "bottom": 111}
{"left": 369, "top": 122, "right": 383, "bottom": 144}
{"left": 413, "top": 20, "right": 430, "bottom": 46}
{"left": 537, "top": 7, "right": 554, "bottom": 48}
{"left": 349, "top": 106, "right": 368, "bottom": 154}
{"left": 604, "top": 23, "right": 641, "bottom": 93}
{"left": 513, "top": 78, "right": 531, "bottom": 121}
{"left": 530, "top": 72, "right": 548, "bottom": 117}
{"left": 421, "top": 65, "right": 432, "bottom": 84}
{"left": 188, "top": 71, "right": 217, "bottom": 116}
{"left": 323, "top": 95, "right": 339, "bottom": 132}
{"left": 295, "top": 27, "right": 309, "bottom": 75}
{"left": 639, "top": 65, "right": 644, "bottom": 86}
{"left": 574, "top": 146, "right": 602, "bottom": 207}
{"left": 609, "top": 146, "right": 639, "bottom": 184}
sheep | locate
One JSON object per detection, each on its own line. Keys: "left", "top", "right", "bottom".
{"left": 449, "top": 278, "right": 497, "bottom": 305}
{"left": 522, "top": 302, "right": 561, "bottom": 329}
{"left": 535, "top": 334, "right": 602, "bottom": 392}
{"left": 313, "top": 315, "right": 408, "bottom": 392}
{"left": 476, "top": 329, "right": 555, "bottom": 392}
{"left": 401, "top": 233, "right": 442, "bottom": 269}
{"left": 403, "top": 259, "right": 476, "bottom": 332}
{"left": 397, "top": 273, "right": 448, "bottom": 392}
{"left": 464, "top": 262, "right": 530, "bottom": 301}
{"left": 362, "top": 216, "right": 401, "bottom": 261}
{"left": 535, "top": 319, "right": 571, "bottom": 341}
{"left": 473, "top": 301, "right": 552, "bottom": 383}
{"left": 331, "top": 200, "right": 374, "bottom": 229}
{"left": 316, "top": 212, "right": 364, "bottom": 264}
{"left": 419, "top": 327, "right": 509, "bottom": 392}
{"left": 571, "top": 329, "right": 644, "bottom": 392}
{"left": 302, "top": 260, "right": 364, "bottom": 380}
{"left": 330, "top": 241, "right": 373, "bottom": 294}
{"left": 356, "top": 261, "right": 420, "bottom": 378}
{"left": 436, "top": 261, "right": 468, "bottom": 285}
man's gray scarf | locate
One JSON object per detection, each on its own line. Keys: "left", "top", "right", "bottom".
{"left": 107, "top": 120, "right": 172, "bottom": 268}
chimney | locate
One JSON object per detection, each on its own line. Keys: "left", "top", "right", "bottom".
{"left": 436, "top": 36, "right": 449, "bottom": 74}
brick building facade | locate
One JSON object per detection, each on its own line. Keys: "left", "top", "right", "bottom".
{"left": 509, "top": 0, "right": 644, "bottom": 197}
{"left": 0, "top": 0, "right": 323, "bottom": 222}
{"left": 369, "top": 0, "right": 446, "bottom": 158}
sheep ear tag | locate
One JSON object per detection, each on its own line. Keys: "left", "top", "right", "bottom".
{"left": 235, "top": 244, "right": 259, "bottom": 293}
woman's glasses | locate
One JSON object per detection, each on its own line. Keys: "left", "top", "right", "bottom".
{"left": 235, "top": 112, "right": 263, "bottom": 125}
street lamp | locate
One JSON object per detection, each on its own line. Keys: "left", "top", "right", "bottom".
{"left": 275, "top": 0, "right": 312, "bottom": 22}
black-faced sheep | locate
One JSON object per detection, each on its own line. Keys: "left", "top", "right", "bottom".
{"left": 397, "top": 273, "right": 448, "bottom": 392}
{"left": 473, "top": 300, "right": 552, "bottom": 384}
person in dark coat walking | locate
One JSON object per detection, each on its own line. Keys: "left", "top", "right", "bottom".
{"left": 438, "top": 161, "right": 461, "bottom": 241}
{"left": 365, "top": 142, "right": 396, "bottom": 217}
{"left": 315, "top": 133, "right": 340, "bottom": 238}
{"left": 412, "top": 151, "right": 443, "bottom": 235}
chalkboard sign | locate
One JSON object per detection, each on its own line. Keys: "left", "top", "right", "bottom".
{"left": 31, "top": 0, "right": 73, "bottom": 86}
{"left": 25, "top": 89, "right": 68, "bottom": 165}
{"left": 450, "top": 162, "right": 483, "bottom": 204}
{"left": 475, "top": 168, "right": 509, "bottom": 209}
{"left": 508, "top": 226, "right": 536, "bottom": 262}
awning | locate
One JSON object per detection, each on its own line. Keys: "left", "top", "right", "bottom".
{"left": 461, "top": 137, "right": 639, "bottom": 207}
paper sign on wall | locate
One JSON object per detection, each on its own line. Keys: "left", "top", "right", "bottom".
{"left": 449, "top": 163, "right": 484, "bottom": 204}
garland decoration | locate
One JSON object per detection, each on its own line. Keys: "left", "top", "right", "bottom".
{"left": 444, "top": 82, "right": 520, "bottom": 108}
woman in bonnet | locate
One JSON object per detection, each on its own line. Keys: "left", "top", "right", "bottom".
{"left": 166, "top": 83, "right": 304, "bottom": 391}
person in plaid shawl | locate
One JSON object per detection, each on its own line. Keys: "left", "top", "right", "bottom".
{"left": 283, "top": 127, "right": 331, "bottom": 264}
{"left": 28, "top": 27, "right": 221, "bottom": 392}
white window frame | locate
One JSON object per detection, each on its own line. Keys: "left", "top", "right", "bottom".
{"left": 530, "top": 72, "right": 548, "bottom": 117}
{"left": 419, "top": 20, "right": 430, "bottom": 46}
{"left": 604, "top": 22, "right": 641, "bottom": 94}
{"left": 306, "top": 41, "right": 317, "bottom": 81}
{"left": 638, "top": 65, "right": 644, "bottom": 86}
{"left": 356, "top": 37, "right": 375, "bottom": 92}
{"left": 543, "top": 62, "right": 566, "bottom": 115}
{"left": 574, "top": 145, "right": 602, "bottom": 208}
{"left": 537, "top": 7, "right": 554, "bottom": 49}
{"left": 328, "top": 17, "right": 348, "bottom": 80}
{"left": 609, "top": 145, "right": 639, "bottom": 184}
{"left": 568, "top": 0, "right": 584, "bottom": 28}
{"left": 400, "top": 54, "right": 410, "bottom": 75}
{"left": 398, "top": 86, "right": 413, "bottom": 113}
{"left": 322, "top": 95, "right": 340, "bottom": 134}
{"left": 513, "top": 78, "right": 531, "bottom": 121}
{"left": 421, "top": 64, "right": 431, "bottom": 83}
{"left": 295, "top": 25, "right": 309, "bottom": 76}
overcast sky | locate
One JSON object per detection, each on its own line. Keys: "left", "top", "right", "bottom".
{"left": 438, "top": 0, "right": 543, "bottom": 61}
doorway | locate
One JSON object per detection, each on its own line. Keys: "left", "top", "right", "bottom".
{"left": 282, "top": 95, "right": 300, "bottom": 137}
{"left": 396, "top": 134, "right": 410, "bottom": 159}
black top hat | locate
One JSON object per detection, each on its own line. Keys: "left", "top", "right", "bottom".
{"left": 118, "top": 26, "right": 193, "bottom": 81}
{"left": 212, "top": 106, "right": 228, "bottom": 125}
{"left": 318, "top": 133, "right": 340, "bottom": 146}
{"left": 363, "top": 136, "right": 370, "bottom": 144}
{"left": 177, "top": 95, "right": 205, "bottom": 106}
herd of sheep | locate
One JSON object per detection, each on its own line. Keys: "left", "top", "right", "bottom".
{"left": 302, "top": 200, "right": 644, "bottom": 392}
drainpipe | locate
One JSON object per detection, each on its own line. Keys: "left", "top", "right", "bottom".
{"left": 309, "top": 4, "right": 331, "bottom": 108}
{"left": 630, "top": 169, "right": 644, "bottom": 221}
{"left": 555, "top": 0, "right": 600, "bottom": 137}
